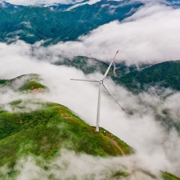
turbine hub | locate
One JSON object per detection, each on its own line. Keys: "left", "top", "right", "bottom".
{"left": 100, "top": 80, "right": 103, "bottom": 84}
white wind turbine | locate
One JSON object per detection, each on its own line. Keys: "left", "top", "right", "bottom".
{"left": 71, "top": 51, "right": 124, "bottom": 132}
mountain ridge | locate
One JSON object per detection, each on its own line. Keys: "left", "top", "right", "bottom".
{"left": 0, "top": 73, "right": 180, "bottom": 180}
{"left": 0, "top": 73, "right": 134, "bottom": 179}
{"left": 0, "top": 0, "right": 143, "bottom": 44}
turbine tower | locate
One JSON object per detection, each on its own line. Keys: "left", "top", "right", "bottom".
{"left": 71, "top": 51, "right": 124, "bottom": 132}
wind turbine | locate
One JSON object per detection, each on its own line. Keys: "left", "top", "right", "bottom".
{"left": 71, "top": 51, "right": 124, "bottom": 132}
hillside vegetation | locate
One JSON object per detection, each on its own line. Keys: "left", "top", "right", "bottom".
{"left": 0, "top": 102, "right": 133, "bottom": 168}
{"left": 1, "top": 74, "right": 180, "bottom": 180}
{"left": 0, "top": 73, "right": 47, "bottom": 92}
{"left": 57, "top": 57, "right": 180, "bottom": 94}
{"left": 56, "top": 56, "right": 138, "bottom": 77}
{"left": 0, "top": 74, "right": 133, "bottom": 169}
{"left": 56, "top": 58, "right": 180, "bottom": 133}
{"left": 163, "top": 172, "right": 180, "bottom": 180}
{"left": 116, "top": 61, "right": 180, "bottom": 92}
{"left": 0, "top": 0, "right": 143, "bottom": 44}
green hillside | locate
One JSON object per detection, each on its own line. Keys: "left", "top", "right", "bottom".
{"left": 57, "top": 58, "right": 180, "bottom": 94}
{"left": 116, "top": 61, "right": 180, "bottom": 92}
{"left": 0, "top": 1, "right": 143, "bottom": 44}
{"left": 1, "top": 73, "right": 180, "bottom": 180}
{"left": 0, "top": 1, "right": 25, "bottom": 13}
{"left": 0, "top": 74, "right": 133, "bottom": 170}
{"left": 59, "top": 58, "right": 180, "bottom": 134}
{"left": 56, "top": 56, "right": 137, "bottom": 76}
{"left": 57, "top": 58, "right": 180, "bottom": 93}
{"left": 0, "top": 73, "right": 47, "bottom": 92}
{"left": 0, "top": 102, "right": 133, "bottom": 168}
{"left": 163, "top": 172, "right": 180, "bottom": 180}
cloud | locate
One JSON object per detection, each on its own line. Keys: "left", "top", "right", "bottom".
{"left": 13, "top": 149, "right": 161, "bottom": 180}
{"left": 66, "top": 0, "right": 102, "bottom": 11}
{"left": 0, "top": 0, "right": 169, "bottom": 6}
{"left": 47, "top": 4, "right": 180, "bottom": 66}
{"left": 2, "top": 1, "right": 180, "bottom": 66}
{"left": 0, "top": 0, "right": 84, "bottom": 6}
{"left": 66, "top": 0, "right": 125, "bottom": 11}
{"left": 1, "top": 2, "right": 180, "bottom": 177}
{"left": 1, "top": 41, "right": 180, "bottom": 177}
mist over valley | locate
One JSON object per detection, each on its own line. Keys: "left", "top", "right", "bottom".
{"left": 0, "top": 0, "right": 180, "bottom": 179}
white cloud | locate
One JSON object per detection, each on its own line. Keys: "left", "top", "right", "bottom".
{"left": 1, "top": 2, "right": 180, "bottom": 177}
{"left": 1, "top": 41, "right": 180, "bottom": 176}
{"left": 0, "top": 0, "right": 84, "bottom": 6}
{"left": 1, "top": 1, "right": 180, "bottom": 66}
{"left": 66, "top": 0, "right": 111, "bottom": 11}
{"left": 0, "top": 0, "right": 169, "bottom": 8}
{"left": 48, "top": 4, "right": 180, "bottom": 66}
{"left": 13, "top": 149, "right": 160, "bottom": 180}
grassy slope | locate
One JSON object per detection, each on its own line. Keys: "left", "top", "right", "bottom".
{"left": 0, "top": 74, "right": 47, "bottom": 91}
{"left": 20, "top": 79, "right": 46, "bottom": 91}
{"left": 0, "top": 80, "right": 6, "bottom": 85}
{"left": 1, "top": 74, "right": 180, "bottom": 179}
{"left": 0, "top": 102, "right": 133, "bottom": 168}
{"left": 0, "top": 73, "right": 133, "bottom": 180}
{"left": 163, "top": 172, "right": 180, "bottom": 180}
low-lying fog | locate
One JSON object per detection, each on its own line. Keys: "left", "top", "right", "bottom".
{"left": 1, "top": 2, "right": 180, "bottom": 178}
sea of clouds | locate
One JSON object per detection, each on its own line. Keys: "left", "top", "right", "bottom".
{"left": 1, "top": 41, "right": 180, "bottom": 179}
{"left": 45, "top": 4, "right": 180, "bottom": 66}
{"left": 1, "top": 1, "right": 180, "bottom": 179}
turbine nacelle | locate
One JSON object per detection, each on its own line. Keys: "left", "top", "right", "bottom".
{"left": 71, "top": 51, "right": 124, "bottom": 132}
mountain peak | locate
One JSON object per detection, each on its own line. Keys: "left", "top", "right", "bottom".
{"left": 0, "top": 1, "right": 10, "bottom": 7}
{"left": 0, "top": 1, "right": 25, "bottom": 12}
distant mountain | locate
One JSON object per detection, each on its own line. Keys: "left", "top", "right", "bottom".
{"left": 0, "top": 1, "right": 25, "bottom": 12}
{"left": 0, "top": 0, "right": 178, "bottom": 45}
{"left": 47, "top": 3, "right": 74, "bottom": 11}
{"left": 0, "top": 0, "right": 143, "bottom": 44}
{"left": 55, "top": 57, "right": 180, "bottom": 94}
{"left": 166, "top": 0, "right": 180, "bottom": 6}
{"left": 55, "top": 56, "right": 138, "bottom": 77}
{"left": 56, "top": 58, "right": 180, "bottom": 134}
{"left": 116, "top": 61, "right": 180, "bottom": 92}
{"left": 0, "top": 1, "right": 85, "bottom": 12}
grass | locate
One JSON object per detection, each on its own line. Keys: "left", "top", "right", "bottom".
{"left": 0, "top": 102, "right": 133, "bottom": 168}
{"left": 162, "top": 172, "right": 180, "bottom": 180}
{"left": 20, "top": 80, "right": 47, "bottom": 91}
{"left": 112, "top": 171, "right": 128, "bottom": 178}
{"left": 0, "top": 80, "right": 6, "bottom": 85}
{"left": 0, "top": 73, "right": 47, "bottom": 92}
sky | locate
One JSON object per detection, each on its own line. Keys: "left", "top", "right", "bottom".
{"left": 1, "top": 0, "right": 180, "bottom": 179}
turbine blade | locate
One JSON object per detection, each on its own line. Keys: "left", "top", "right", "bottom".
{"left": 70, "top": 79, "right": 99, "bottom": 83}
{"left": 96, "top": 84, "right": 102, "bottom": 132}
{"left": 103, "top": 83, "right": 124, "bottom": 111}
{"left": 102, "top": 50, "right": 119, "bottom": 80}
